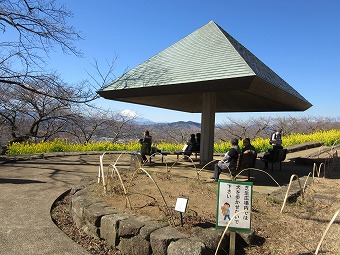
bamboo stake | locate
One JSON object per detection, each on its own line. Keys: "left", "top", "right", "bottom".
{"left": 315, "top": 209, "right": 340, "bottom": 254}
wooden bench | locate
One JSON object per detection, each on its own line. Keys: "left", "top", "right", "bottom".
{"left": 262, "top": 149, "right": 288, "bottom": 172}
{"left": 132, "top": 150, "right": 169, "bottom": 166}
{"left": 158, "top": 151, "right": 171, "bottom": 163}
{"left": 173, "top": 151, "right": 199, "bottom": 161}
{"left": 219, "top": 151, "right": 257, "bottom": 181}
{"left": 237, "top": 152, "right": 257, "bottom": 181}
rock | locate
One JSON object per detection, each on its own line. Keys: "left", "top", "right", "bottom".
{"left": 70, "top": 177, "right": 95, "bottom": 194}
{"left": 150, "top": 226, "right": 187, "bottom": 255}
{"left": 191, "top": 226, "right": 228, "bottom": 252}
{"left": 238, "top": 230, "right": 255, "bottom": 245}
{"left": 167, "top": 238, "right": 208, "bottom": 255}
{"left": 71, "top": 195, "right": 101, "bottom": 228}
{"left": 83, "top": 202, "right": 117, "bottom": 227}
{"left": 100, "top": 213, "right": 129, "bottom": 248}
{"left": 118, "top": 236, "right": 151, "bottom": 255}
{"left": 119, "top": 217, "right": 145, "bottom": 237}
{"left": 139, "top": 220, "right": 168, "bottom": 241}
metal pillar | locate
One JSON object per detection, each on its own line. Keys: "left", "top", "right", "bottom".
{"left": 200, "top": 92, "right": 216, "bottom": 166}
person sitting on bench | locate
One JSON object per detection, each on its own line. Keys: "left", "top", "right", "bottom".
{"left": 139, "top": 130, "right": 152, "bottom": 162}
{"left": 194, "top": 133, "right": 201, "bottom": 152}
{"left": 211, "top": 138, "right": 240, "bottom": 182}
{"left": 241, "top": 137, "right": 256, "bottom": 155}
{"left": 183, "top": 134, "right": 198, "bottom": 157}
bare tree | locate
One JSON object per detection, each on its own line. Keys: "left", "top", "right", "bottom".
{"left": 64, "top": 107, "right": 110, "bottom": 144}
{"left": 299, "top": 116, "right": 335, "bottom": 133}
{"left": 0, "top": 0, "right": 105, "bottom": 102}
{"left": 0, "top": 1, "right": 125, "bottom": 149}
{"left": 0, "top": 81, "right": 75, "bottom": 143}
{"left": 217, "top": 115, "right": 340, "bottom": 145}
{"left": 150, "top": 122, "right": 200, "bottom": 144}
{"left": 216, "top": 117, "right": 263, "bottom": 141}
{"left": 102, "top": 111, "right": 140, "bottom": 143}
{"left": 250, "top": 117, "right": 272, "bottom": 138}
{"left": 60, "top": 108, "right": 140, "bottom": 144}
{"left": 0, "top": 0, "right": 82, "bottom": 96}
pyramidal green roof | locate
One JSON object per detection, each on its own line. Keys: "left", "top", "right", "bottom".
{"left": 103, "top": 21, "right": 255, "bottom": 89}
{"left": 215, "top": 22, "right": 304, "bottom": 101}
{"left": 98, "top": 21, "right": 311, "bottom": 113}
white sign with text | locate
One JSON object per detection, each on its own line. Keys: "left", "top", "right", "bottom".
{"left": 217, "top": 180, "right": 253, "bottom": 232}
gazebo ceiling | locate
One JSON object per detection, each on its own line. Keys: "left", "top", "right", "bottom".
{"left": 98, "top": 21, "right": 312, "bottom": 113}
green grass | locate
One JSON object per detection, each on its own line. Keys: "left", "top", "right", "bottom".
{"left": 5, "top": 130, "right": 340, "bottom": 156}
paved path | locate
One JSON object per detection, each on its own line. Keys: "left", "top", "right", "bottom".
{"left": 0, "top": 146, "right": 336, "bottom": 254}
{"left": 0, "top": 155, "right": 100, "bottom": 255}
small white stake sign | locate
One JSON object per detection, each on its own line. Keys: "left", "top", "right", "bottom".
{"left": 175, "top": 197, "right": 188, "bottom": 213}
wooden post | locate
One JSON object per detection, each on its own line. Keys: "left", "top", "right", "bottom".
{"left": 179, "top": 212, "right": 184, "bottom": 227}
{"left": 229, "top": 231, "right": 236, "bottom": 255}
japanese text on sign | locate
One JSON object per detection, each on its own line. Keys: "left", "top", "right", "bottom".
{"left": 217, "top": 180, "right": 253, "bottom": 231}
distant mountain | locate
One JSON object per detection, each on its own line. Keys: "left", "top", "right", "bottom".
{"left": 147, "top": 121, "right": 201, "bottom": 131}
{"left": 160, "top": 121, "right": 201, "bottom": 128}
{"left": 134, "top": 117, "right": 157, "bottom": 125}
{"left": 135, "top": 118, "right": 201, "bottom": 128}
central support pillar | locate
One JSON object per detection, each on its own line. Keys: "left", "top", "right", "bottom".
{"left": 200, "top": 92, "right": 216, "bottom": 166}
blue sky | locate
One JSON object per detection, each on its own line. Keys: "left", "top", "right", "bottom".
{"left": 51, "top": 0, "right": 340, "bottom": 124}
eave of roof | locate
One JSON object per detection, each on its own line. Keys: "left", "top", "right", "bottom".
{"left": 98, "top": 21, "right": 312, "bottom": 112}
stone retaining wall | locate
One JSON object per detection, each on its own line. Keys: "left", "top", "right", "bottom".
{"left": 70, "top": 177, "right": 232, "bottom": 255}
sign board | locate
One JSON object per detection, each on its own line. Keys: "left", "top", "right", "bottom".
{"left": 175, "top": 197, "right": 188, "bottom": 213}
{"left": 216, "top": 180, "right": 253, "bottom": 232}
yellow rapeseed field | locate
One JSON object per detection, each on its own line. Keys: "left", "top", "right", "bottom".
{"left": 6, "top": 130, "right": 340, "bottom": 156}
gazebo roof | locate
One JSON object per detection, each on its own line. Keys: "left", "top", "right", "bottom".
{"left": 98, "top": 21, "right": 312, "bottom": 113}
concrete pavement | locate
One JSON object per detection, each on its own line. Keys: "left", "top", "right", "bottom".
{"left": 0, "top": 146, "right": 337, "bottom": 254}
{"left": 0, "top": 155, "right": 99, "bottom": 255}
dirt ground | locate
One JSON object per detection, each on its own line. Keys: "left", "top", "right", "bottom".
{"left": 52, "top": 153, "right": 340, "bottom": 254}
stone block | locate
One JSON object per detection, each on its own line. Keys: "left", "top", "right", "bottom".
{"left": 119, "top": 217, "right": 145, "bottom": 237}
{"left": 83, "top": 202, "right": 117, "bottom": 227}
{"left": 70, "top": 177, "right": 95, "bottom": 194}
{"left": 82, "top": 219, "right": 100, "bottom": 239}
{"left": 238, "top": 230, "right": 254, "bottom": 245}
{"left": 139, "top": 221, "right": 168, "bottom": 241}
{"left": 71, "top": 195, "right": 100, "bottom": 228}
{"left": 118, "top": 236, "right": 151, "bottom": 255}
{"left": 100, "top": 213, "right": 129, "bottom": 248}
{"left": 150, "top": 226, "right": 187, "bottom": 255}
{"left": 167, "top": 238, "right": 208, "bottom": 255}
{"left": 191, "top": 226, "right": 227, "bottom": 252}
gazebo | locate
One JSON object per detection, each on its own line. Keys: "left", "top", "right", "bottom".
{"left": 98, "top": 21, "right": 312, "bottom": 165}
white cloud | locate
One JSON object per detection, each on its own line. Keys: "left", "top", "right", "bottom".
{"left": 120, "top": 109, "right": 138, "bottom": 118}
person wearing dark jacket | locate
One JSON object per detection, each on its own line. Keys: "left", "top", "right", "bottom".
{"left": 184, "top": 134, "right": 198, "bottom": 158}
{"left": 185, "top": 134, "right": 197, "bottom": 152}
{"left": 194, "top": 133, "right": 201, "bottom": 152}
{"left": 139, "top": 130, "right": 152, "bottom": 162}
{"left": 241, "top": 137, "right": 256, "bottom": 155}
{"left": 211, "top": 138, "right": 241, "bottom": 182}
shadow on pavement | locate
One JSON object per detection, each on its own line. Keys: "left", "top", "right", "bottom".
{"left": 0, "top": 178, "right": 46, "bottom": 184}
